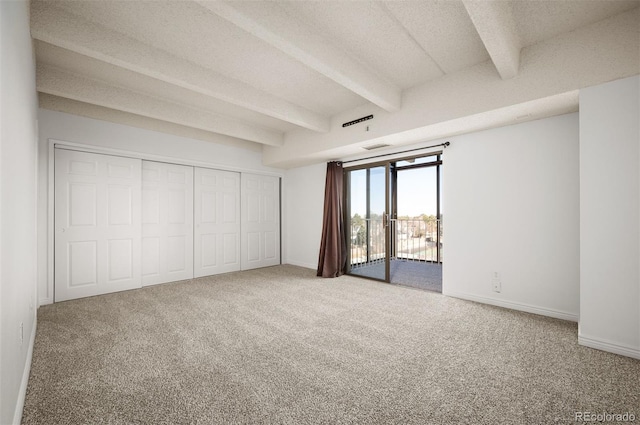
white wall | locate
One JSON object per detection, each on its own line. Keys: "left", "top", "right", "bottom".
{"left": 579, "top": 75, "right": 640, "bottom": 359}
{"left": 0, "top": 1, "right": 40, "bottom": 423}
{"left": 282, "top": 162, "right": 326, "bottom": 270}
{"left": 442, "top": 113, "right": 580, "bottom": 321}
{"left": 284, "top": 114, "right": 581, "bottom": 324}
{"left": 37, "top": 109, "right": 284, "bottom": 305}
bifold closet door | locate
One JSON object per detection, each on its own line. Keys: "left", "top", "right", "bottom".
{"left": 194, "top": 168, "right": 241, "bottom": 277}
{"left": 141, "top": 161, "right": 194, "bottom": 286}
{"left": 54, "top": 149, "right": 142, "bottom": 302}
{"left": 241, "top": 173, "right": 280, "bottom": 270}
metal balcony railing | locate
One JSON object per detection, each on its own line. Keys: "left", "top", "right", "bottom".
{"left": 350, "top": 217, "right": 442, "bottom": 268}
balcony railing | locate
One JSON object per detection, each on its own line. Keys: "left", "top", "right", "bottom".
{"left": 350, "top": 217, "right": 442, "bottom": 267}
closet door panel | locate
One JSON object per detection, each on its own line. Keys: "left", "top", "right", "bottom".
{"left": 57, "top": 150, "right": 279, "bottom": 300}
{"left": 141, "top": 161, "right": 194, "bottom": 286}
{"left": 241, "top": 173, "right": 280, "bottom": 270}
{"left": 55, "top": 149, "right": 142, "bottom": 301}
{"left": 194, "top": 168, "right": 241, "bottom": 277}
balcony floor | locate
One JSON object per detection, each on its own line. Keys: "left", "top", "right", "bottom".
{"left": 350, "top": 259, "right": 442, "bottom": 293}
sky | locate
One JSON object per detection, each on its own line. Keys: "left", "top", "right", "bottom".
{"left": 350, "top": 166, "right": 439, "bottom": 217}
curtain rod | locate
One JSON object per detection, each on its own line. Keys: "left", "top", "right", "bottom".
{"left": 341, "top": 141, "right": 450, "bottom": 164}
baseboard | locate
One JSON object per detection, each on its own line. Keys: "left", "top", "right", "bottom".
{"left": 443, "top": 290, "right": 579, "bottom": 322}
{"left": 39, "top": 297, "right": 52, "bottom": 306}
{"left": 13, "top": 315, "right": 37, "bottom": 425}
{"left": 578, "top": 334, "right": 640, "bottom": 359}
{"left": 284, "top": 260, "right": 317, "bottom": 271}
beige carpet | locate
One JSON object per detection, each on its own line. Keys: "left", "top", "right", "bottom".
{"left": 23, "top": 265, "right": 639, "bottom": 424}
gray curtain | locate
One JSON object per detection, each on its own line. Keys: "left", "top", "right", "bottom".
{"left": 317, "top": 161, "right": 347, "bottom": 278}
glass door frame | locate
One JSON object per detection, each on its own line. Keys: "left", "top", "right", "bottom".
{"left": 344, "top": 160, "right": 392, "bottom": 282}
{"left": 392, "top": 154, "right": 443, "bottom": 264}
{"left": 344, "top": 152, "right": 443, "bottom": 283}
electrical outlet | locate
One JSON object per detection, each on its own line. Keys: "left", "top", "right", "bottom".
{"left": 492, "top": 272, "right": 501, "bottom": 293}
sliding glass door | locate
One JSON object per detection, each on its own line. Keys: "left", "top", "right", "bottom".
{"left": 345, "top": 154, "right": 443, "bottom": 289}
{"left": 394, "top": 157, "right": 441, "bottom": 263}
{"left": 346, "top": 164, "right": 390, "bottom": 281}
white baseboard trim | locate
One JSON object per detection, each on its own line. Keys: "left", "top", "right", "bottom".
{"left": 38, "top": 297, "right": 52, "bottom": 306}
{"left": 13, "top": 316, "right": 37, "bottom": 425}
{"left": 443, "top": 290, "right": 579, "bottom": 322}
{"left": 578, "top": 334, "right": 640, "bottom": 359}
{"left": 284, "top": 260, "right": 317, "bottom": 271}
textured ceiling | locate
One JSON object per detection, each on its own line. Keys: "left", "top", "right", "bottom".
{"left": 30, "top": 0, "right": 640, "bottom": 167}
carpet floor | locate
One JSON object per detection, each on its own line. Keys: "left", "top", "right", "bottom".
{"left": 23, "top": 265, "right": 639, "bottom": 424}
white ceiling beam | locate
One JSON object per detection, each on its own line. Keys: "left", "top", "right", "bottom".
{"left": 263, "top": 7, "right": 639, "bottom": 167}
{"left": 39, "top": 94, "right": 263, "bottom": 153}
{"left": 37, "top": 64, "right": 284, "bottom": 147}
{"left": 30, "top": 1, "right": 329, "bottom": 133}
{"left": 463, "top": 0, "right": 521, "bottom": 80}
{"left": 197, "top": 1, "right": 402, "bottom": 112}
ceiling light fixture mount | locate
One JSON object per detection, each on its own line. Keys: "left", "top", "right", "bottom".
{"left": 362, "top": 143, "right": 390, "bottom": 150}
{"left": 342, "top": 115, "right": 373, "bottom": 128}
